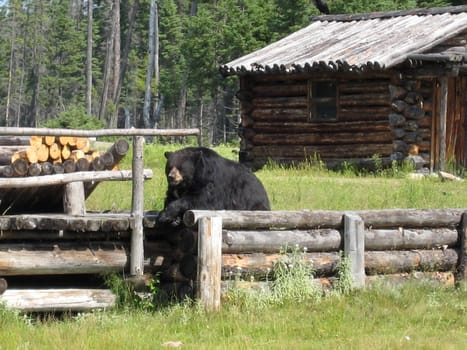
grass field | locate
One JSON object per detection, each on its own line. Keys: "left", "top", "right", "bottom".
{"left": 2, "top": 143, "right": 467, "bottom": 349}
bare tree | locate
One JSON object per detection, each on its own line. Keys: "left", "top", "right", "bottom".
{"left": 86, "top": 0, "right": 93, "bottom": 116}
{"left": 114, "top": 0, "right": 140, "bottom": 126}
{"left": 142, "top": 0, "right": 157, "bottom": 129}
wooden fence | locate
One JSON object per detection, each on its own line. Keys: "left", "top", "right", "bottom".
{"left": 183, "top": 209, "right": 467, "bottom": 311}
{"left": 0, "top": 127, "right": 199, "bottom": 312}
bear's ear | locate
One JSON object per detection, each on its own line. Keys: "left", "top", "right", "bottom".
{"left": 164, "top": 151, "right": 173, "bottom": 159}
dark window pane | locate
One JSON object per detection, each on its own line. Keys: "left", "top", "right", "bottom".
{"left": 313, "top": 81, "right": 336, "bottom": 98}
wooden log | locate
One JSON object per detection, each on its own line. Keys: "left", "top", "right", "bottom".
{"left": 0, "top": 213, "right": 135, "bottom": 232}
{"left": 27, "top": 163, "right": 42, "bottom": 177}
{"left": 249, "top": 144, "right": 394, "bottom": 160}
{"left": 221, "top": 249, "right": 458, "bottom": 280}
{"left": 197, "top": 216, "right": 222, "bottom": 311}
{"left": 53, "top": 162, "right": 65, "bottom": 174}
{"left": 0, "top": 136, "right": 30, "bottom": 146}
{"left": 63, "top": 159, "right": 77, "bottom": 173}
{"left": 101, "top": 151, "right": 115, "bottom": 170}
{"left": 108, "top": 138, "right": 130, "bottom": 163}
{"left": 29, "top": 135, "right": 43, "bottom": 147}
{"left": 222, "top": 229, "right": 341, "bottom": 253}
{"left": 252, "top": 96, "right": 307, "bottom": 108}
{"left": 44, "top": 135, "right": 56, "bottom": 146}
{"left": 456, "top": 213, "right": 467, "bottom": 284}
{"left": 0, "top": 289, "right": 116, "bottom": 312}
{"left": 0, "top": 169, "right": 153, "bottom": 188}
{"left": 130, "top": 136, "right": 145, "bottom": 277}
{"left": 61, "top": 144, "right": 71, "bottom": 160}
{"left": 252, "top": 84, "right": 307, "bottom": 97}
{"left": 48, "top": 142, "right": 62, "bottom": 160}
{"left": 251, "top": 121, "right": 391, "bottom": 134}
{"left": 185, "top": 209, "right": 467, "bottom": 230}
{"left": 251, "top": 108, "right": 308, "bottom": 121}
{"left": 251, "top": 131, "right": 393, "bottom": 146}
{"left": 0, "top": 242, "right": 128, "bottom": 275}
{"left": 91, "top": 156, "right": 105, "bottom": 171}
{"left": 365, "top": 228, "right": 458, "bottom": 250}
{"left": 344, "top": 214, "right": 365, "bottom": 287}
{"left": 75, "top": 137, "right": 91, "bottom": 152}
{"left": 76, "top": 157, "right": 90, "bottom": 171}
{"left": 0, "top": 127, "right": 200, "bottom": 138}
{"left": 63, "top": 182, "right": 86, "bottom": 215}
{"left": 11, "top": 158, "right": 29, "bottom": 177}
{"left": 365, "top": 249, "right": 459, "bottom": 275}
{"left": 0, "top": 165, "right": 14, "bottom": 177}
{"left": 222, "top": 252, "right": 340, "bottom": 279}
{"left": 0, "top": 278, "right": 7, "bottom": 294}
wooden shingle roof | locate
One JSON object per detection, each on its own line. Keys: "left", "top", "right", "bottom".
{"left": 221, "top": 5, "right": 467, "bottom": 75}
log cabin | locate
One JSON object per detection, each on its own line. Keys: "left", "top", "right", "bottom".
{"left": 220, "top": 5, "right": 467, "bottom": 171}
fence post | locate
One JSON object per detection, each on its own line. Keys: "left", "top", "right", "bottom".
{"left": 197, "top": 216, "right": 222, "bottom": 312}
{"left": 130, "top": 136, "right": 145, "bottom": 277}
{"left": 456, "top": 212, "right": 467, "bottom": 285}
{"left": 343, "top": 213, "right": 365, "bottom": 288}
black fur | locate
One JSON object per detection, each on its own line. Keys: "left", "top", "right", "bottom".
{"left": 157, "top": 147, "right": 270, "bottom": 226}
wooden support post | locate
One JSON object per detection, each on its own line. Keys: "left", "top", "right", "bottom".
{"left": 438, "top": 77, "right": 447, "bottom": 171}
{"left": 63, "top": 182, "right": 86, "bottom": 215}
{"left": 130, "top": 136, "right": 145, "bottom": 277}
{"left": 197, "top": 216, "right": 222, "bottom": 312}
{"left": 456, "top": 212, "right": 467, "bottom": 285}
{"left": 343, "top": 213, "right": 365, "bottom": 288}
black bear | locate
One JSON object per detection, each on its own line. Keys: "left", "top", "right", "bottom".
{"left": 157, "top": 147, "right": 270, "bottom": 226}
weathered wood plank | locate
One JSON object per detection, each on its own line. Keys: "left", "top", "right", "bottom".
{"left": 0, "top": 242, "right": 128, "bottom": 275}
{"left": 0, "top": 127, "right": 200, "bottom": 138}
{"left": 250, "top": 131, "right": 393, "bottom": 145}
{"left": 0, "top": 169, "right": 153, "bottom": 188}
{"left": 185, "top": 209, "right": 466, "bottom": 229}
{"left": 222, "top": 229, "right": 341, "bottom": 253}
{"left": 251, "top": 121, "right": 391, "bottom": 134}
{"left": 0, "top": 289, "right": 116, "bottom": 312}
{"left": 220, "top": 249, "right": 458, "bottom": 280}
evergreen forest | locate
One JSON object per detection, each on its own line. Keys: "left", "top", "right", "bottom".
{"left": 0, "top": 0, "right": 461, "bottom": 144}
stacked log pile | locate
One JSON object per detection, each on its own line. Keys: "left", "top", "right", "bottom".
{"left": 389, "top": 80, "right": 433, "bottom": 167}
{"left": 0, "top": 136, "right": 130, "bottom": 177}
{"left": 0, "top": 136, "right": 130, "bottom": 213}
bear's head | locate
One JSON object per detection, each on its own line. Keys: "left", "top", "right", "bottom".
{"left": 164, "top": 148, "right": 203, "bottom": 188}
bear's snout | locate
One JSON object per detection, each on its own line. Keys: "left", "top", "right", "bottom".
{"left": 167, "top": 167, "right": 183, "bottom": 185}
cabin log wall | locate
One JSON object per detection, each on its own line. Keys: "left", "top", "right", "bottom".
{"left": 237, "top": 71, "right": 447, "bottom": 170}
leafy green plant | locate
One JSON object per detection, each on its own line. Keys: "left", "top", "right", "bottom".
{"left": 102, "top": 273, "right": 161, "bottom": 311}
{"left": 271, "top": 244, "right": 322, "bottom": 304}
{"left": 333, "top": 253, "right": 353, "bottom": 295}
{"left": 41, "top": 107, "right": 104, "bottom": 130}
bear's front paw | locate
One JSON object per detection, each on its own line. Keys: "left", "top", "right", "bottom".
{"left": 157, "top": 210, "right": 183, "bottom": 227}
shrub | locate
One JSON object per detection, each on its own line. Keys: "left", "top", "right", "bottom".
{"left": 41, "top": 107, "right": 104, "bottom": 130}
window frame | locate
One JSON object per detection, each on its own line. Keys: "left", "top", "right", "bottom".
{"left": 308, "top": 79, "right": 339, "bottom": 122}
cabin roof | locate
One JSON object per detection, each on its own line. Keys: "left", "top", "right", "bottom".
{"left": 221, "top": 5, "right": 467, "bottom": 75}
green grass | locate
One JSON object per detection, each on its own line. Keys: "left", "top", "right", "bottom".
{"left": 85, "top": 143, "right": 467, "bottom": 211}
{"left": 1, "top": 283, "right": 466, "bottom": 349}
{"left": 2, "top": 143, "right": 467, "bottom": 349}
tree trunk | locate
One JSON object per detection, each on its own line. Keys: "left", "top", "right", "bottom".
{"left": 142, "top": 0, "right": 156, "bottom": 130}
{"left": 86, "top": 0, "right": 93, "bottom": 116}
{"left": 109, "top": 0, "right": 120, "bottom": 128}
{"left": 115, "top": 0, "right": 139, "bottom": 118}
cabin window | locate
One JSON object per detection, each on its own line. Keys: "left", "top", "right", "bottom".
{"left": 309, "top": 80, "right": 337, "bottom": 121}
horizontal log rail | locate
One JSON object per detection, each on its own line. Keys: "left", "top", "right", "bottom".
{"left": 0, "top": 169, "right": 153, "bottom": 188}
{"left": 0, "top": 289, "right": 116, "bottom": 312}
{"left": 184, "top": 208, "right": 467, "bottom": 229}
{"left": 0, "top": 127, "right": 200, "bottom": 137}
